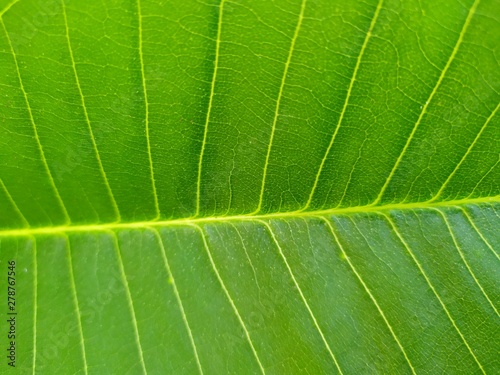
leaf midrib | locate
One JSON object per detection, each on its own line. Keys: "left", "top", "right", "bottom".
{"left": 1, "top": 195, "right": 498, "bottom": 237}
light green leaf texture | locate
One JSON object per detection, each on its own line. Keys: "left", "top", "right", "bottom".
{"left": 0, "top": 0, "right": 499, "bottom": 373}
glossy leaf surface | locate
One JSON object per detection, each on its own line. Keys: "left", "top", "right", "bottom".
{"left": 0, "top": 0, "right": 499, "bottom": 373}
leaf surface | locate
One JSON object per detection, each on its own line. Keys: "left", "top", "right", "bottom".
{"left": 0, "top": 0, "right": 499, "bottom": 373}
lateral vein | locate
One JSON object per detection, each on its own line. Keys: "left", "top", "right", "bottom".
{"left": 457, "top": 206, "right": 500, "bottom": 261}
{"left": 0, "top": 178, "right": 29, "bottom": 227}
{"left": 62, "top": 0, "right": 121, "bottom": 222}
{"left": 321, "top": 217, "right": 416, "bottom": 375}
{"left": 0, "top": 195, "right": 498, "bottom": 237}
{"left": 137, "top": 0, "right": 160, "bottom": 219}
{"left": 1, "top": 19, "right": 71, "bottom": 223}
{"left": 259, "top": 220, "right": 344, "bottom": 374}
{"left": 383, "top": 213, "right": 486, "bottom": 374}
{"left": 431, "top": 101, "right": 500, "bottom": 202}
{"left": 65, "top": 235, "right": 89, "bottom": 375}
{"left": 434, "top": 208, "right": 499, "bottom": 317}
{"left": 196, "top": 0, "right": 226, "bottom": 217}
{"left": 152, "top": 228, "right": 204, "bottom": 375}
{"left": 110, "top": 232, "right": 148, "bottom": 374}
{"left": 193, "top": 224, "right": 265, "bottom": 374}
{"left": 372, "top": 0, "right": 481, "bottom": 205}
{"left": 0, "top": 0, "right": 19, "bottom": 17}
{"left": 254, "top": 0, "right": 307, "bottom": 214}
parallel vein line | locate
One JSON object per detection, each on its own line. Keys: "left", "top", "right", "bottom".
{"left": 457, "top": 206, "right": 500, "bottom": 261}
{"left": 196, "top": 0, "right": 226, "bottom": 217}
{"left": 228, "top": 222, "right": 260, "bottom": 291}
{"left": 1, "top": 19, "right": 71, "bottom": 223}
{"left": 0, "top": 196, "right": 500, "bottom": 237}
{"left": 193, "top": 224, "right": 265, "bottom": 374}
{"left": 0, "top": 0, "right": 19, "bottom": 17}
{"left": 468, "top": 155, "right": 500, "bottom": 198}
{"left": 383, "top": 214, "right": 486, "bottom": 374}
{"left": 435, "top": 208, "right": 499, "bottom": 317}
{"left": 259, "top": 220, "right": 344, "bottom": 374}
{"left": 320, "top": 217, "right": 416, "bottom": 375}
{"left": 372, "top": 0, "right": 480, "bottom": 205}
{"left": 0, "top": 195, "right": 498, "bottom": 237}
{"left": 65, "top": 236, "right": 89, "bottom": 375}
{"left": 137, "top": 0, "right": 160, "bottom": 219}
{"left": 111, "top": 232, "right": 147, "bottom": 374}
{"left": 152, "top": 228, "right": 204, "bottom": 375}
{"left": 32, "top": 237, "right": 37, "bottom": 375}
{"left": 62, "top": 0, "right": 121, "bottom": 222}
{"left": 0, "top": 178, "right": 29, "bottom": 227}
{"left": 492, "top": 204, "right": 500, "bottom": 220}
{"left": 431, "top": 101, "right": 500, "bottom": 202}
{"left": 254, "top": 0, "right": 307, "bottom": 214}
{"left": 303, "top": 0, "right": 384, "bottom": 211}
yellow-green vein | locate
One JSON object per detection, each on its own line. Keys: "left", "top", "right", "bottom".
{"left": 372, "top": 0, "right": 481, "bottom": 205}
{"left": 457, "top": 206, "right": 500, "bottom": 261}
{"left": 259, "top": 219, "right": 344, "bottom": 374}
{"left": 0, "top": 19, "right": 71, "bottom": 224}
{"left": 62, "top": 0, "right": 121, "bottom": 222}
{"left": 137, "top": 0, "right": 160, "bottom": 219}
{"left": 303, "top": 0, "right": 384, "bottom": 211}
{"left": 434, "top": 208, "right": 499, "bottom": 317}
{"left": 110, "top": 232, "right": 147, "bottom": 374}
{"left": 228, "top": 222, "right": 261, "bottom": 292}
{"left": 65, "top": 235, "right": 88, "bottom": 375}
{"left": 468, "top": 155, "right": 500, "bottom": 198}
{"left": 320, "top": 216, "right": 416, "bottom": 375}
{"left": 193, "top": 224, "right": 266, "bottom": 374}
{"left": 0, "top": 195, "right": 498, "bottom": 237}
{"left": 431, "top": 101, "right": 500, "bottom": 202}
{"left": 383, "top": 213, "right": 486, "bottom": 374}
{"left": 254, "top": 0, "right": 307, "bottom": 214}
{"left": 151, "top": 228, "right": 204, "bottom": 375}
{"left": 0, "top": 178, "right": 29, "bottom": 227}
{"left": 32, "top": 237, "right": 37, "bottom": 375}
{"left": 196, "top": 0, "right": 226, "bottom": 217}
{"left": 0, "top": 0, "right": 19, "bottom": 17}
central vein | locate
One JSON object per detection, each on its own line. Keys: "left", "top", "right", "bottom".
{"left": 0, "top": 195, "right": 497, "bottom": 237}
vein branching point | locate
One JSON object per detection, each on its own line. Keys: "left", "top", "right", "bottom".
{"left": 0, "top": 195, "right": 497, "bottom": 237}
{"left": 254, "top": 0, "right": 307, "bottom": 215}
{"left": 371, "top": 0, "right": 481, "bottom": 206}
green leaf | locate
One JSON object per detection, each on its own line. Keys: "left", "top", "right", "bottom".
{"left": 0, "top": 0, "right": 498, "bottom": 373}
